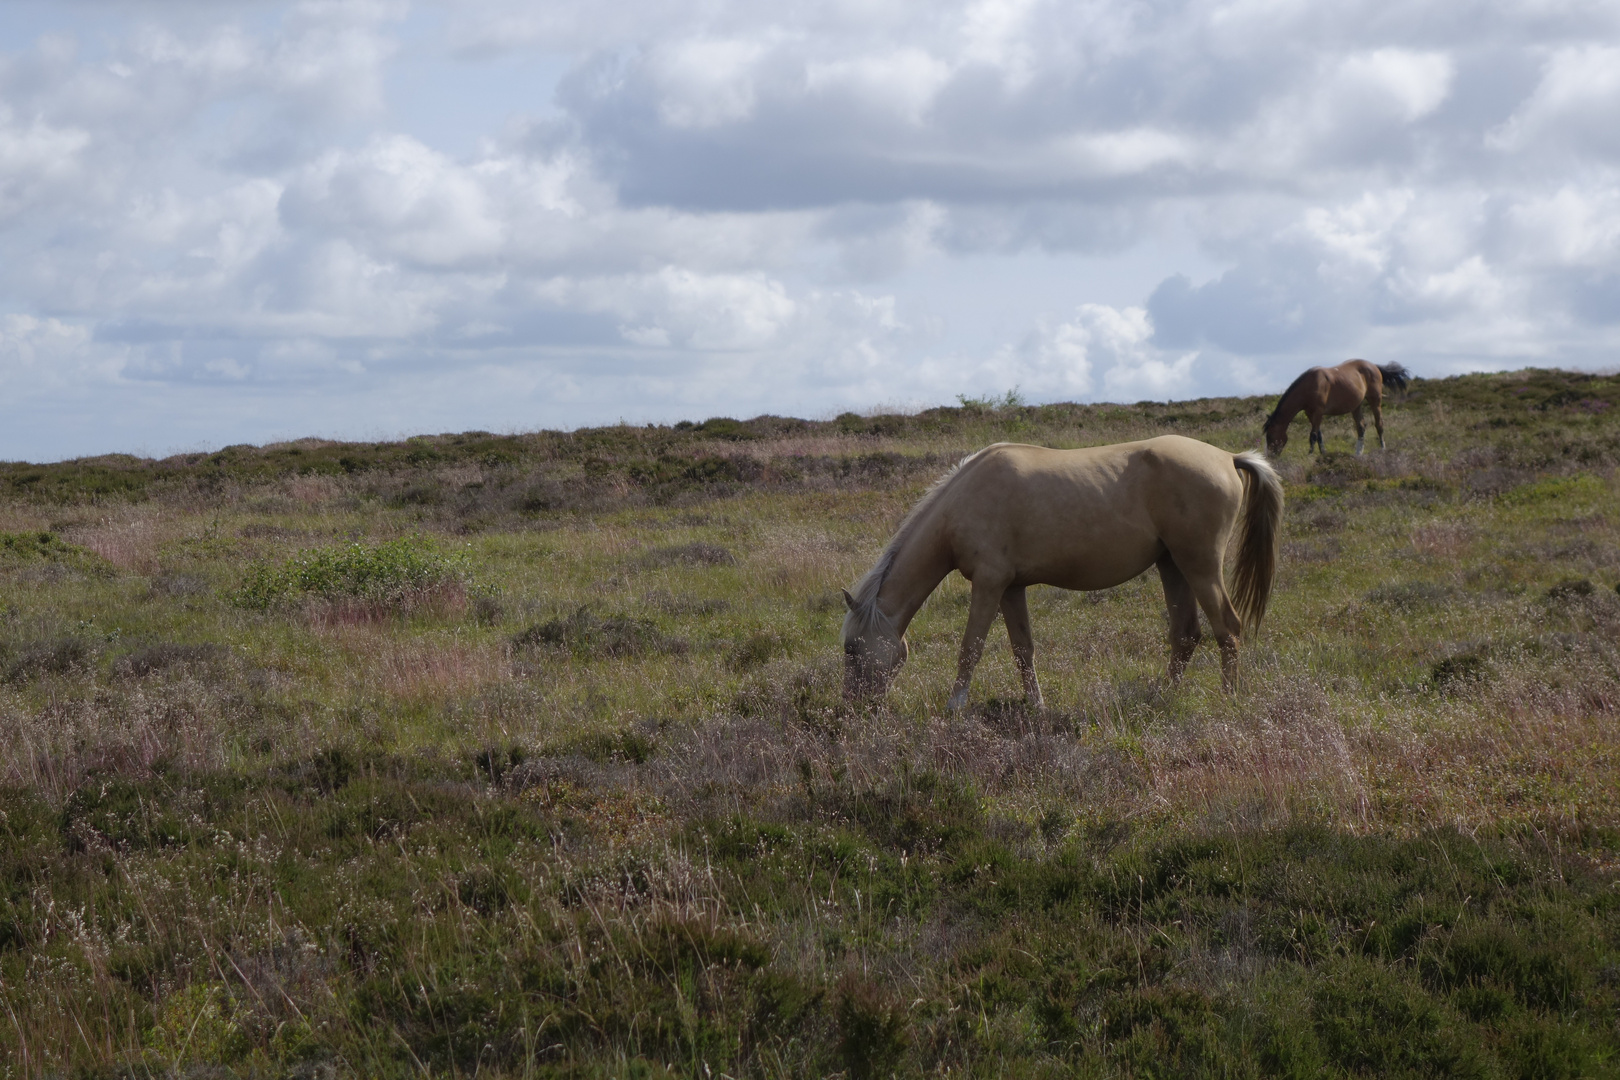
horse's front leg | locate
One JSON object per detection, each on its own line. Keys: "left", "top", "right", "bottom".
{"left": 1352, "top": 406, "right": 1367, "bottom": 456}
{"left": 1157, "top": 554, "right": 1201, "bottom": 682}
{"left": 999, "top": 585, "right": 1043, "bottom": 709}
{"left": 1308, "top": 410, "right": 1324, "bottom": 455}
{"left": 948, "top": 579, "right": 1006, "bottom": 712}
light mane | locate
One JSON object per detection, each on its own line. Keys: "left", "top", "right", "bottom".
{"left": 841, "top": 448, "right": 988, "bottom": 645}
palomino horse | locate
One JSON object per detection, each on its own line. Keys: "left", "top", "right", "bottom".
{"left": 1264, "top": 359, "right": 1410, "bottom": 456}
{"left": 841, "top": 435, "right": 1283, "bottom": 709}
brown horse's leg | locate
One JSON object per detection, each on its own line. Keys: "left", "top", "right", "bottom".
{"left": 999, "top": 586, "right": 1043, "bottom": 709}
{"left": 1308, "top": 409, "right": 1325, "bottom": 455}
{"left": 948, "top": 579, "right": 1007, "bottom": 712}
{"left": 1157, "top": 554, "right": 1201, "bottom": 682}
{"left": 1372, "top": 402, "right": 1386, "bottom": 449}
{"left": 1352, "top": 406, "right": 1367, "bottom": 456}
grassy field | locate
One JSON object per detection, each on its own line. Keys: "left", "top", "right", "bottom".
{"left": 2, "top": 369, "right": 1619, "bottom": 1077}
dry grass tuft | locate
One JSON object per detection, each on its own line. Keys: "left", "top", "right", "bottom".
{"left": 1410, "top": 519, "right": 1474, "bottom": 558}
{"left": 354, "top": 635, "right": 510, "bottom": 697}
{"left": 1146, "top": 680, "right": 1369, "bottom": 829}
{"left": 66, "top": 515, "right": 168, "bottom": 573}
{"left": 300, "top": 580, "right": 472, "bottom": 627}
{"left": 0, "top": 681, "right": 243, "bottom": 798}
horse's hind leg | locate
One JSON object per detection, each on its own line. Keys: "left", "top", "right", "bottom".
{"left": 1352, "top": 406, "right": 1367, "bottom": 456}
{"left": 1000, "top": 586, "right": 1043, "bottom": 709}
{"left": 948, "top": 579, "right": 1007, "bottom": 712}
{"left": 1182, "top": 568, "right": 1245, "bottom": 692}
{"left": 1372, "top": 402, "right": 1386, "bottom": 449}
{"left": 1157, "top": 554, "right": 1201, "bottom": 682}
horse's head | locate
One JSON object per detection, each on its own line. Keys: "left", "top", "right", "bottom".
{"left": 1263, "top": 416, "right": 1288, "bottom": 456}
{"left": 841, "top": 589, "right": 907, "bottom": 701}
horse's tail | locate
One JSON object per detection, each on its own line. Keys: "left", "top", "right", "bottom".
{"left": 1378, "top": 362, "right": 1410, "bottom": 393}
{"left": 1229, "top": 450, "right": 1283, "bottom": 636}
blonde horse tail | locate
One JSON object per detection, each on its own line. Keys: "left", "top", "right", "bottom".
{"left": 1229, "top": 450, "right": 1283, "bottom": 636}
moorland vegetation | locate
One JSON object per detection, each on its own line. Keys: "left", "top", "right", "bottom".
{"left": 1, "top": 369, "right": 1619, "bottom": 1077}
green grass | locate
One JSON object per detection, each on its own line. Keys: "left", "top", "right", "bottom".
{"left": 2, "top": 368, "right": 1620, "bottom": 1076}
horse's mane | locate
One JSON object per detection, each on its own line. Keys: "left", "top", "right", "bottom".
{"left": 1264, "top": 369, "right": 1316, "bottom": 428}
{"left": 842, "top": 448, "right": 988, "bottom": 643}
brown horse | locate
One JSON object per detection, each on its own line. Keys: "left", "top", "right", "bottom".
{"left": 1264, "top": 359, "right": 1410, "bottom": 456}
{"left": 841, "top": 435, "right": 1283, "bottom": 709}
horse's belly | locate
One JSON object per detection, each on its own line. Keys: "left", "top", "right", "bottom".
{"left": 1019, "top": 547, "right": 1158, "bottom": 591}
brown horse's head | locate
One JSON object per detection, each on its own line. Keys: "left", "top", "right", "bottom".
{"left": 841, "top": 588, "right": 908, "bottom": 701}
{"left": 1263, "top": 415, "right": 1289, "bottom": 455}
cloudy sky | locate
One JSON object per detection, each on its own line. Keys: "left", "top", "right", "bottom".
{"left": 2, "top": 0, "right": 1618, "bottom": 460}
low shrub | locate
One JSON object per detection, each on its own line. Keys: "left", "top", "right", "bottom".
{"left": 645, "top": 590, "right": 730, "bottom": 616}
{"left": 113, "top": 642, "right": 230, "bottom": 678}
{"left": 232, "top": 535, "right": 471, "bottom": 611}
{"left": 2, "top": 636, "right": 95, "bottom": 682}
{"left": 1546, "top": 577, "right": 1595, "bottom": 600}
{"left": 641, "top": 542, "right": 736, "bottom": 568}
{"left": 0, "top": 531, "right": 109, "bottom": 576}
{"left": 148, "top": 573, "right": 209, "bottom": 598}
{"left": 1366, "top": 580, "right": 1459, "bottom": 612}
{"left": 512, "top": 607, "right": 686, "bottom": 659}
{"left": 729, "top": 629, "right": 789, "bottom": 671}
{"left": 1432, "top": 650, "right": 1489, "bottom": 690}
{"left": 1500, "top": 474, "right": 1605, "bottom": 507}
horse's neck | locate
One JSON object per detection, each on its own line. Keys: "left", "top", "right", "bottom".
{"left": 876, "top": 517, "right": 953, "bottom": 634}
{"left": 1270, "top": 399, "right": 1301, "bottom": 432}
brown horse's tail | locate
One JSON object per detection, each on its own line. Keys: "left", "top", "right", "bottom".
{"left": 1378, "top": 362, "right": 1411, "bottom": 393}
{"left": 1229, "top": 450, "right": 1283, "bottom": 636}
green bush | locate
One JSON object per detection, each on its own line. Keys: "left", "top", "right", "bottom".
{"left": 0, "top": 530, "right": 109, "bottom": 575}
{"left": 232, "top": 535, "right": 471, "bottom": 610}
{"left": 511, "top": 607, "right": 686, "bottom": 659}
{"left": 1499, "top": 474, "right": 1605, "bottom": 507}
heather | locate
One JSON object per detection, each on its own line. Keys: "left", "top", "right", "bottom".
{"left": 2, "top": 370, "right": 1619, "bottom": 1077}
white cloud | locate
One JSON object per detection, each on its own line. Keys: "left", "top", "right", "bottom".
{"left": 1337, "top": 48, "right": 1454, "bottom": 124}
{"left": 958, "top": 0, "right": 1040, "bottom": 87}
{"left": 1050, "top": 128, "right": 1198, "bottom": 179}
{"left": 3, "top": 0, "right": 1620, "bottom": 459}
{"left": 0, "top": 314, "right": 131, "bottom": 406}
{"left": 536, "top": 268, "right": 799, "bottom": 350}
{"left": 652, "top": 38, "right": 770, "bottom": 129}
{"left": 806, "top": 49, "right": 953, "bottom": 123}
{"left": 1489, "top": 45, "right": 1620, "bottom": 158}
{"left": 0, "top": 108, "right": 89, "bottom": 221}
{"left": 284, "top": 137, "right": 506, "bottom": 266}
{"left": 1503, "top": 186, "right": 1620, "bottom": 267}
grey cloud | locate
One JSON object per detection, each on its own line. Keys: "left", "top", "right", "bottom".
{"left": 551, "top": 2, "right": 1620, "bottom": 215}
{"left": 1147, "top": 265, "right": 1355, "bottom": 355}
{"left": 5, "top": 0, "right": 1620, "bottom": 460}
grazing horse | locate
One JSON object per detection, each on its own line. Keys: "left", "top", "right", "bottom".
{"left": 841, "top": 435, "right": 1283, "bottom": 709}
{"left": 1264, "top": 359, "right": 1410, "bottom": 456}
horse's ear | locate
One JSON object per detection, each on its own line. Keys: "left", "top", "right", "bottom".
{"left": 841, "top": 588, "right": 856, "bottom": 611}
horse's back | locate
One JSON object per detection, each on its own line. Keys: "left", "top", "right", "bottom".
{"left": 939, "top": 437, "right": 1244, "bottom": 589}
{"left": 961, "top": 436, "right": 1237, "bottom": 493}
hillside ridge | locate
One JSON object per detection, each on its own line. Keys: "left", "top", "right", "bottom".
{"left": 7, "top": 367, "right": 1620, "bottom": 505}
